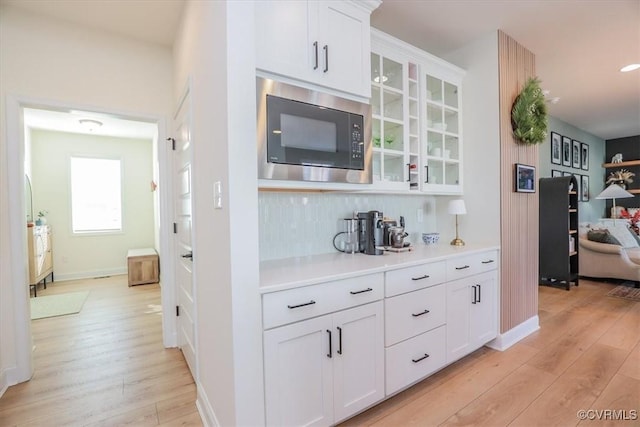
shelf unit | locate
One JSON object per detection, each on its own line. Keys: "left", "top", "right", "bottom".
{"left": 602, "top": 160, "right": 640, "bottom": 168}
{"left": 539, "top": 176, "right": 579, "bottom": 290}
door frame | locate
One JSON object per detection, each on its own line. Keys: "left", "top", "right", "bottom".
{"left": 5, "top": 94, "right": 176, "bottom": 385}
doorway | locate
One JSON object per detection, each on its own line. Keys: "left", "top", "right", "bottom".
{"left": 6, "top": 97, "right": 176, "bottom": 384}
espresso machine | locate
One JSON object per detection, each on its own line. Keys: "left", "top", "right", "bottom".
{"left": 357, "top": 211, "right": 385, "bottom": 255}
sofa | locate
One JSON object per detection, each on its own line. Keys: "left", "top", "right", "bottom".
{"left": 579, "top": 222, "right": 640, "bottom": 286}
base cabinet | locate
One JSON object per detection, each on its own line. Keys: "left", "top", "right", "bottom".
{"left": 264, "top": 301, "right": 384, "bottom": 426}
{"left": 28, "top": 225, "right": 53, "bottom": 286}
{"left": 446, "top": 271, "right": 497, "bottom": 363}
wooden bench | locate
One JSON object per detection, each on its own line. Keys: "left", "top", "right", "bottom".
{"left": 127, "top": 248, "right": 159, "bottom": 286}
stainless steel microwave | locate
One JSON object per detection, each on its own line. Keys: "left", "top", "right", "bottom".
{"left": 257, "top": 77, "right": 372, "bottom": 184}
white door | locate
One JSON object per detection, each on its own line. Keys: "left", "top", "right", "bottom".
{"left": 174, "top": 90, "right": 196, "bottom": 377}
{"left": 332, "top": 301, "right": 384, "bottom": 423}
{"left": 470, "top": 272, "right": 498, "bottom": 348}
{"left": 263, "top": 315, "right": 334, "bottom": 427}
{"left": 446, "top": 277, "right": 472, "bottom": 363}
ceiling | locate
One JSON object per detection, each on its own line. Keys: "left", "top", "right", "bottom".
{"left": 3, "top": 0, "right": 639, "bottom": 141}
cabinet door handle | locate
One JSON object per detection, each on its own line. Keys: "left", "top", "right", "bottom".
{"left": 455, "top": 265, "right": 470, "bottom": 270}
{"left": 337, "top": 326, "right": 342, "bottom": 355}
{"left": 411, "top": 274, "right": 430, "bottom": 281}
{"left": 406, "top": 163, "right": 411, "bottom": 182}
{"left": 412, "top": 309, "right": 430, "bottom": 317}
{"left": 350, "top": 287, "right": 373, "bottom": 295}
{"left": 327, "top": 329, "right": 332, "bottom": 358}
{"left": 477, "top": 284, "right": 481, "bottom": 303}
{"left": 481, "top": 260, "right": 494, "bottom": 264}
{"left": 412, "top": 353, "right": 430, "bottom": 363}
{"left": 472, "top": 285, "right": 477, "bottom": 304}
{"left": 287, "top": 300, "right": 316, "bottom": 309}
{"left": 313, "top": 41, "right": 319, "bottom": 70}
{"left": 424, "top": 165, "right": 429, "bottom": 183}
{"left": 323, "top": 44, "right": 328, "bottom": 72}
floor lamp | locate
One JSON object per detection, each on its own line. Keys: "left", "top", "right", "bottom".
{"left": 595, "top": 183, "right": 634, "bottom": 224}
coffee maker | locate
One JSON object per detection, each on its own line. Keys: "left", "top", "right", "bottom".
{"left": 357, "top": 211, "right": 384, "bottom": 255}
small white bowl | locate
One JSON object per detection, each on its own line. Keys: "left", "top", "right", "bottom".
{"left": 422, "top": 232, "right": 440, "bottom": 245}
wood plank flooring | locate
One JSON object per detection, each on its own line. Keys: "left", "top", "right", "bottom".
{"left": 2, "top": 277, "right": 638, "bottom": 426}
{"left": 0, "top": 275, "right": 202, "bottom": 427}
{"left": 342, "top": 279, "right": 640, "bottom": 427}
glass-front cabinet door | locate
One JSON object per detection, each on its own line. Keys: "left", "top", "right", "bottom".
{"left": 370, "top": 52, "right": 410, "bottom": 190}
{"left": 422, "top": 72, "right": 462, "bottom": 194}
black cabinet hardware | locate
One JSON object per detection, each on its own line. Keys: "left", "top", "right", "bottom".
{"left": 181, "top": 252, "right": 193, "bottom": 260}
{"left": 337, "top": 326, "right": 342, "bottom": 355}
{"left": 481, "top": 260, "right": 494, "bottom": 264}
{"left": 406, "top": 163, "right": 411, "bottom": 182}
{"left": 323, "top": 45, "right": 328, "bottom": 72}
{"left": 411, "top": 274, "right": 430, "bottom": 281}
{"left": 350, "top": 288, "right": 373, "bottom": 295}
{"left": 287, "top": 300, "right": 316, "bottom": 309}
{"left": 412, "top": 353, "right": 430, "bottom": 363}
{"left": 472, "top": 285, "right": 477, "bottom": 304}
{"left": 411, "top": 309, "right": 430, "bottom": 317}
{"left": 477, "top": 284, "right": 481, "bottom": 303}
{"left": 455, "top": 265, "right": 470, "bottom": 270}
{"left": 327, "top": 329, "right": 332, "bottom": 358}
{"left": 313, "top": 41, "right": 318, "bottom": 70}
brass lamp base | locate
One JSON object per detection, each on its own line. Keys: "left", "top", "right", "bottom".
{"left": 450, "top": 238, "right": 465, "bottom": 246}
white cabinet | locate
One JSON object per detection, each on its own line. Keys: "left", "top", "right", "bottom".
{"left": 263, "top": 294, "right": 384, "bottom": 426}
{"left": 446, "top": 271, "right": 497, "bottom": 363}
{"left": 255, "top": 1, "right": 379, "bottom": 98}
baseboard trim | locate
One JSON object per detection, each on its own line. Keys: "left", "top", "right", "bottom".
{"left": 487, "top": 315, "right": 540, "bottom": 351}
{"left": 196, "top": 380, "right": 220, "bottom": 427}
{"left": 54, "top": 268, "right": 127, "bottom": 282}
{"left": 0, "top": 366, "right": 16, "bottom": 399}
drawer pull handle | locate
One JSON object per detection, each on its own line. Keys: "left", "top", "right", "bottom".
{"left": 412, "top": 353, "right": 430, "bottom": 363}
{"left": 287, "top": 300, "right": 316, "bottom": 309}
{"left": 411, "top": 275, "right": 430, "bottom": 281}
{"left": 481, "top": 260, "right": 494, "bottom": 264}
{"left": 412, "top": 309, "right": 430, "bottom": 317}
{"left": 350, "top": 288, "right": 373, "bottom": 295}
{"left": 455, "top": 265, "right": 470, "bottom": 270}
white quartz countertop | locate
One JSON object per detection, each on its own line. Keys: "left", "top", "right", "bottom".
{"left": 260, "top": 243, "right": 500, "bottom": 293}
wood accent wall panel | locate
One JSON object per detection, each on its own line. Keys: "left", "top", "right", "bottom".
{"left": 498, "top": 31, "right": 539, "bottom": 333}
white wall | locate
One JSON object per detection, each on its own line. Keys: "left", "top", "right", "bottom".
{"left": 0, "top": 5, "right": 172, "bottom": 393}
{"left": 30, "top": 129, "right": 155, "bottom": 280}
{"left": 444, "top": 32, "right": 501, "bottom": 246}
{"left": 173, "top": 2, "right": 263, "bottom": 425}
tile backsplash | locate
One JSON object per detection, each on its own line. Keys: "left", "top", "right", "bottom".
{"left": 259, "top": 192, "right": 439, "bottom": 261}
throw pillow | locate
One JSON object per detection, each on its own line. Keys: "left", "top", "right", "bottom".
{"left": 587, "top": 229, "right": 622, "bottom": 246}
{"left": 606, "top": 224, "right": 639, "bottom": 248}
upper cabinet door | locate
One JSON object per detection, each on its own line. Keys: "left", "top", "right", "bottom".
{"left": 255, "top": 0, "right": 315, "bottom": 82}
{"left": 255, "top": 0, "right": 378, "bottom": 99}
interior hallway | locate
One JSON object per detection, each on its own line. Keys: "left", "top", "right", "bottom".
{"left": 0, "top": 275, "right": 202, "bottom": 426}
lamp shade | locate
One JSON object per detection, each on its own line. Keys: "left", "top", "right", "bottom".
{"left": 448, "top": 199, "right": 467, "bottom": 215}
{"left": 595, "top": 184, "right": 634, "bottom": 200}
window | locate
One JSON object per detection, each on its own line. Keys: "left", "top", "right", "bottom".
{"left": 70, "top": 157, "right": 122, "bottom": 233}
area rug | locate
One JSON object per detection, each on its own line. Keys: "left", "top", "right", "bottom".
{"left": 30, "top": 291, "right": 90, "bottom": 320}
{"left": 606, "top": 285, "right": 640, "bottom": 302}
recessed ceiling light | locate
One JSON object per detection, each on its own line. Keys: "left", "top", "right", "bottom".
{"left": 620, "top": 63, "right": 640, "bottom": 72}
{"left": 78, "top": 119, "right": 103, "bottom": 132}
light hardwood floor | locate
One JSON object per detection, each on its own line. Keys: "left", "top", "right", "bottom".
{"left": 2, "top": 277, "right": 638, "bottom": 427}
{"left": 341, "top": 278, "right": 640, "bottom": 427}
{"left": 0, "top": 275, "right": 202, "bottom": 427}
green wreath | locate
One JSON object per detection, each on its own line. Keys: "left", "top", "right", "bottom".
{"left": 511, "top": 77, "right": 548, "bottom": 145}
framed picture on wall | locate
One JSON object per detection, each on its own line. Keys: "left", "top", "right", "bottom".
{"left": 551, "top": 169, "right": 562, "bottom": 178}
{"left": 581, "top": 143, "right": 589, "bottom": 170}
{"left": 562, "top": 171, "right": 572, "bottom": 177}
{"left": 581, "top": 175, "right": 589, "bottom": 201}
{"left": 562, "top": 136, "right": 571, "bottom": 166}
{"left": 550, "top": 132, "right": 562, "bottom": 165}
{"left": 572, "top": 140, "right": 581, "bottom": 168}
{"left": 515, "top": 163, "right": 536, "bottom": 193}
{"left": 574, "top": 174, "right": 582, "bottom": 201}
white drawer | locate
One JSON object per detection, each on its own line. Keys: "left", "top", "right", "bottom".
{"left": 385, "top": 325, "right": 446, "bottom": 395}
{"left": 446, "top": 250, "right": 498, "bottom": 281}
{"left": 385, "top": 261, "right": 446, "bottom": 297}
{"left": 385, "top": 284, "right": 446, "bottom": 346}
{"left": 262, "top": 273, "right": 383, "bottom": 329}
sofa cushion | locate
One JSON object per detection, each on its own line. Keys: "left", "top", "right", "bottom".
{"left": 625, "top": 247, "right": 640, "bottom": 265}
{"left": 587, "top": 229, "right": 622, "bottom": 246}
{"left": 606, "top": 224, "right": 639, "bottom": 248}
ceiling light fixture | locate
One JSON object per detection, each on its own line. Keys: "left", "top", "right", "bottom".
{"left": 78, "top": 119, "right": 103, "bottom": 132}
{"left": 620, "top": 63, "right": 640, "bottom": 72}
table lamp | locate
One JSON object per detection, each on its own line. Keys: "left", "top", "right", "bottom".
{"left": 448, "top": 199, "right": 467, "bottom": 246}
{"left": 595, "top": 183, "right": 634, "bottom": 223}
